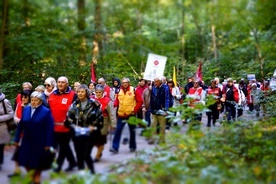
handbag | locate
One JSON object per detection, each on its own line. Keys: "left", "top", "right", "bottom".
{"left": 2, "top": 100, "right": 17, "bottom": 132}
{"left": 39, "top": 149, "right": 56, "bottom": 170}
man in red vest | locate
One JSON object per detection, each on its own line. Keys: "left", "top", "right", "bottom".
{"left": 48, "top": 76, "right": 77, "bottom": 173}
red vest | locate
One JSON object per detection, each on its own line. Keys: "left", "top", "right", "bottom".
{"left": 48, "top": 90, "right": 75, "bottom": 132}
{"left": 93, "top": 96, "right": 110, "bottom": 117}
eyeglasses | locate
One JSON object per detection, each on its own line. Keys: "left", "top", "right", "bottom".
{"left": 44, "top": 84, "right": 51, "bottom": 87}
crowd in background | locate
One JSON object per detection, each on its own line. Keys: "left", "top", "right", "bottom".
{"left": 0, "top": 71, "right": 275, "bottom": 183}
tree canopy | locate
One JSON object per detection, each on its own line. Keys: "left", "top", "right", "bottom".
{"left": 1, "top": 0, "right": 275, "bottom": 99}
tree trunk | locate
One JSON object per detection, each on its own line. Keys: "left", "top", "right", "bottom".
{"left": 0, "top": 0, "right": 9, "bottom": 71}
{"left": 211, "top": 25, "right": 218, "bottom": 62}
{"left": 23, "top": 0, "right": 30, "bottom": 26}
{"left": 78, "top": 0, "right": 86, "bottom": 65}
{"left": 92, "top": 0, "right": 102, "bottom": 64}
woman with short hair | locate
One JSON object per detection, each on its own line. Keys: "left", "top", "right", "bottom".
{"left": 14, "top": 91, "right": 54, "bottom": 184}
{"left": 64, "top": 84, "right": 103, "bottom": 173}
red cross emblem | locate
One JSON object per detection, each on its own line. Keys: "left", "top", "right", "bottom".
{"left": 154, "top": 60, "right": 159, "bottom": 66}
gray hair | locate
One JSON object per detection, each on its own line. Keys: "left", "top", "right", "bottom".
{"left": 121, "top": 77, "right": 130, "bottom": 82}
{"left": 77, "top": 84, "right": 90, "bottom": 99}
{"left": 58, "top": 76, "right": 69, "bottom": 84}
{"left": 95, "top": 84, "right": 104, "bottom": 91}
{"left": 22, "top": 82, "right": 33, "bottom": 89}
{"left": 30, "top": 91, "right": 43, "bottom": 101}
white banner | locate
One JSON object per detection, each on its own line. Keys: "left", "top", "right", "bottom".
{"left": 247, "top": 74, "right": 256, "bottom": 80}
{"left": 143, "top": 53, "right": 167, "bottom": 81}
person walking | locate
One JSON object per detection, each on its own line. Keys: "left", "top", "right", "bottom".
{"left": 148, "top": 76, "right": 170, "bottom": 144}
{"left": 13, "top": 91, "right": 54, "bottom": 184}
{"left": 92, "top": 85, "right": 116, "bottom": 162}
{"left": 110, "top": 77, "right": 143, "bottom": 153}
{"left": 8, "top": 90, "right": 31, "bottom": 178}
{"left": 206, "top": 80, "right": 222, "bottom": 127}
{"left": 187, "top": 78, "right": 206, "bottom": 122}
{"left": 0, "top": 90, "right": 14, "bottom": 171}
{"left": 221, "top": 78, "right": 239, "bottom": 122}
{"left": 64, "top": 84, "right": 103, "bottom": 173}
{"left": 48, "top": 76, "right": 77, "bottom": 173}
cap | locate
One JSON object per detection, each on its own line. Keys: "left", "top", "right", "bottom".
{"left": 227, "top": 78, "right": 233, "bottom": 82}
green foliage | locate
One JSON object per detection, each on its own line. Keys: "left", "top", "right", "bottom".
{"left": 46, "top": 117, "right": 276, "bottom": 184}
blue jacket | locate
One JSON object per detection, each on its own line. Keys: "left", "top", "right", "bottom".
{"left": 150, "top": 84, "right": 170, "bottom": 113}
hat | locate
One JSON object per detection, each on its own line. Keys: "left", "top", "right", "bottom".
{"left": 227, "top": 78, "right": 233, "bottom": 82}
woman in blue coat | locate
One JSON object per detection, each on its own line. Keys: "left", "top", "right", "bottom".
{"left": 14, "top": 91, "right": 54, "bottom": 184}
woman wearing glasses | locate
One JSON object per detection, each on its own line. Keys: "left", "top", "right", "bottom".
{"left": 42, "top": 77, "right": 57, "bottom": 108}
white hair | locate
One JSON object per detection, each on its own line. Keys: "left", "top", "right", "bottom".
{"left": 31, "top": 91, "right": 43, "bottom": 101}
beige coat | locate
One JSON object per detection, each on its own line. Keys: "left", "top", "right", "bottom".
{"left": 0, "top": 94, "right": 14, "bottom": 144}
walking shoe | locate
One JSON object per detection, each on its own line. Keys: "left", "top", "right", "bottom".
{"left": 122, "top": 137, "right": 129, "bottom": 145}
{"left": 53, "top": 167, "right": 61, "bottom": 173}
{"left": 109, "top": 148, "right": 118, "bottom": 154}
{"left": 130, "top": 148, "right": 136, "bottom": 152}
{"left": 7, "top": 173, "right": 20, "bottom": 178}
{"left": 65, "top": 163, "right": 77, "bottom": 172}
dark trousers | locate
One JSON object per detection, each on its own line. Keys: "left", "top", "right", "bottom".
{"left": 225, "top": 102, "right": 236, "bottom": 121}
{"left": 73, "top": 136, "right": 95, "bottom": 173}
{"left": 207, "top": 104, "right": 219, "bottom": 126}
{"left": 0, "top": 144, "right": 4, "bottom": 164}
{"left": 237, "top": 105, "right": 243, "bottom": 117}
{"left": 112, "top": 117, "right": 136, "bottom": 151}
{"left": 54, "top": 132, "right": 76, "bottom": 170}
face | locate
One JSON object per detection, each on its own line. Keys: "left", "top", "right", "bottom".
{"left": 193, "top": 81, "right": 199, "bottom": 88}
{"left": 89, "top": 83, "right": 95, "bottom": 89}
{"left": 211, "top": 81, "right": 216, "bottom": 87}
{"left": 77, "top": 88, "right": 87, "bottom": 101}
{"left": 74, "top": 83, "right": 80, "bottom": 92}
{"left": 22, "top": 96, "right": 30, "bottom": 105}
{"left": 44, "top": 83, "right": 54, "bottom": 93}
{"left": 113, "top": 81, "right": 118, "bottom": 87}
{"left": 95, "top": 90, "right": 104, "bottom": 98}
{"left": 31, "top": 97, "right": 42, "bottom": 108}
{"left": 98, "top": 80, "right": 105, "bottom": 85}
{"left": 57, "top": 79, "right": 68, "bottom": 92}
{"left": 121, "top": 80, "right": 130, "bottom": 89}
{"left": 167, "top": 82, "right": 173, "bottom": 88}
{"left": 139, "top": 80, "right": 146, "bottom": 86}
{"left": 154, "top": 79, "right": 162, "bottom": 87}
{"left": 227, "top": 81, "right": 233, "bottom": 86}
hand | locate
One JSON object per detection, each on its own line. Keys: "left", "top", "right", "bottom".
{"left": 14, "top": 142, "right": 19, "bottom": 147}
{"left": 89, "top": 125, "right": 94, "bottom": 132}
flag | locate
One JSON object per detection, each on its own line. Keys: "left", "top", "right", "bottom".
{"left": 173, "top": 66, "right": 177, "bottom": 86}
{"left": 196, "top": 62, "right": 202, "bottom": 81}
{"left": 90, "top": 62, "right": 96, "bottom": 82}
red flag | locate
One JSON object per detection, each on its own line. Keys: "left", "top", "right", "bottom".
{"left": 90, "top": 62, "right": 96, "bottom": 82}
{"left": 196, "top": 62, "right": 202, "bottom": 81}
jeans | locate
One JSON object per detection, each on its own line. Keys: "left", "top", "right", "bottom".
{"left": 112, "top": 117, "right": 136, "bottom": 151}
{"left": 225, "top": 102, "right": 236, "bottom": 121}
{"left": 144, "top": 110, "right": 151, "bottom": 127}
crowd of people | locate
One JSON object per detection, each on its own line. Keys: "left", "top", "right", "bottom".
{"left": 0, "top": 72, "right": 275, "bottom": 183}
